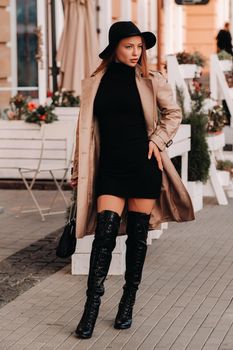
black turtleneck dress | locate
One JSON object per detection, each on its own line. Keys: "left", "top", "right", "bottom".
{"left": 93, "top": 62, "right": 162, "bottom": 199}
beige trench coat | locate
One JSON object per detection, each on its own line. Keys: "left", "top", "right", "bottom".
{"left": 72, "top": 65, "right": 195, "bottom": 238}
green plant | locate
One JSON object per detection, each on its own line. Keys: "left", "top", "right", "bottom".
{"left": 3, "top": 94, "right": 59, "bottom": 125}
{"left": 217, "top": 50, "right": 232, "bottom": 60}
{"left": 24, "top": 102, "right": 58, "bottom": 125}
{"left": 174, "top": 84, "right": 211, "bottom": 182}
{"left": 216, "top": 159, "right": 233, "bottom": 177}
{"left": 207, "top": 105, "right": 228, "bottom": 133}
{"left": 50, "top": 89, "right": 80, "bottom": 107}
{"left": 184, "top": 112, "right": 210, "bottom": 182}
{"left": 176, "top": 50, "right": 206, "bottom": 67}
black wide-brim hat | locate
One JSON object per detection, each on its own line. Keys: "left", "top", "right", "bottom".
{"left": 99, "top": 21, "right": 156, "bottom": 59}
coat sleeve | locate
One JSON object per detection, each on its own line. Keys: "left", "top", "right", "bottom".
{"left": 71, "top": 113, "right": 80, "bottom": 182}
{"left": 149, "top": 72, "right": 182, "bottom": 152}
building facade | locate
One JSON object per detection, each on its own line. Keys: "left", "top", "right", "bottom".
{"left": 0, "top": 0, "right": 232, "bottom": 108}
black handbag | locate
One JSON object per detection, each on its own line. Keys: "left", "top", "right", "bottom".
{"left": 56, "top": 200, "right": 77, "bottom": 258}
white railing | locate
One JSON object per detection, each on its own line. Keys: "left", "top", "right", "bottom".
{"left": 210, "top": 54, "right": 233, "bottom": 128}
{"left": 166, "top": 53, "right": 230, "bottom": 207}
{"left": 166, "top": 54, "right": 192, "bottom": 114}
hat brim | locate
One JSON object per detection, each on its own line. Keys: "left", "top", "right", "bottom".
{"left": 99, "top": 32, "right": 156, "bottom": 59}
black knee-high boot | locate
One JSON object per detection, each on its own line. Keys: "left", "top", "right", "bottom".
{"left": 75, "top": 210, "right": 121, "bottom": 339}
{"left": 114, "top": 211, "right": 150, "bottom": 329}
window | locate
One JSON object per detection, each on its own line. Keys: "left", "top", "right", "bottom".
{"left": 175, "top": 0, "right": 209, "bottom": 4}
{"left": 16, "top": 0, "right": 38, "bottom": 96}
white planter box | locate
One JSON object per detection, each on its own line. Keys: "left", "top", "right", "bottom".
{"left": 219, "top": 59, "right": 233, "bottom": 72}
{"left": 186, "top": 181, "right": 203, "bottom": 212}
{"left": 179, "top": 64, "right": 202, "bottom": 79}
{"left": 206, "top": 132, "right": 225, "bottom": 151}
{"left": 55, "top": 107, "right": 79, "bottom": 121}
{"left": 72, "top": 235, "right": 127, "bottom": 275}
{"left": 217, "top": 170, "right": 230, "bottom": 186}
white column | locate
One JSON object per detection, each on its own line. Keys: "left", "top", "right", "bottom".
{"left": 8, "top": 0, "right": 18, "bottom": 96}
{"left": 138, "top": 0, "right": 148, "bottom": 31}
{"left": 121, "top": 0, "right": 131, "bottom": 21}
{"left": 223, "top": 0, "right": 230, "bottom": 22}
{"left": 216, "top": 0, "right": 230, "bottom": 30}
{"left": 148, "top": 0, "right": 157, "bottom": 64}
{"left": 149, "top": 0, "right": 157, "bottom": 35}
{"left": 164, "top": 0, "right": 174, "bottom": 55}
{"left": 37, "top": 0, "right": 47, "bottom": 104}
{"left": 229, "top": 0, "right": 233, "bottom": 38}
{"left": 55, "top": 0, "right": 64, "bottom": 49}
{"left": 174, "top": 2, "right": 184, "bottom": 52}
{"left": 98, "top": 0, "right": 112, "bottom": 52}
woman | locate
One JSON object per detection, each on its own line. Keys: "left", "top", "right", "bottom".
{"left": 71, "top": 21, "right": 195, "bottom": 339}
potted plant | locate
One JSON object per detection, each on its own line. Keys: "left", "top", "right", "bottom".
{"left": 217, "top": 50, "right": 233, "bottom": 71}
{"left": 48, "top": 89, "right": 80, "bottom": 121}
{"left": 3, "top": 94, "right": 58, "bottom": 125}
{"left": 3, "top": 93, "right": 27, "bottom": 120}
{"left": 216, "top": 159, "right": 233, "bottom": 187}
{"left": 176, "top": 50, "right": 206, "bottom": 79}
{"left": 24, "top": 102, "right": 58, "bottom": 126}
{"left": 174, "top": 82, "right": 211, "bottom": 211}
{"left": 206, "top": 105, "right": 227, "bottom": 152}
{"left": 207, "top": 104, "right": 227, "bottom": 134}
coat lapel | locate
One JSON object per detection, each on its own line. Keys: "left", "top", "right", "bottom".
{"left": 135, "top": 69, "right": 156, "bottom": 136}
{"left": 80, "top": 71, "right": 105, "bottom": 117}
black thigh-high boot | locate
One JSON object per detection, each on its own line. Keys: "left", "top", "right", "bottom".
{"left": 114, "top": 211, "right": 150, "bottom": 329}
{"left": 75, "top": 210, "right": 121, "bottom": 339}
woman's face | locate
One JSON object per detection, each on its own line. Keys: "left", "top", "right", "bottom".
{"left": 115, "top": 36, "right": 143, "bottom": 67}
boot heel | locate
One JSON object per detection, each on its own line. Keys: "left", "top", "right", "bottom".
{"left": 75, "top": 295, "right": 101, "bottom": 338}
{"left": 114, "top": 290, "right": 135, "bottom": 329}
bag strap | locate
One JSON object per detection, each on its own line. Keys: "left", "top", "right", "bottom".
{"left": 68, "top": 200, "right": 76, "bottom": 223}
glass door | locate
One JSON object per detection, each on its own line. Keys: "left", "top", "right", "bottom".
{"left": 16, "top": 0, "right": 38, "bottom": 97}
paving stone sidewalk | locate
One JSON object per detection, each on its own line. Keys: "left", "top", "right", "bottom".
{"left": 0, "top": 189, "right": 72, "bottom": 307}
{"left": 1, "top": 190, "right": 233, "bottom": 349}
{"left": 0, "top": 189, "right": 71, "bottom": 262}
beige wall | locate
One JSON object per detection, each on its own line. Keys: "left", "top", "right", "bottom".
{"left": 183, "top": 0, "right": 217, "bottom": 70}
{"left": 0, "top": 0, "right": 11, "bottom": 106}
{"left": 112, "top": 0, "right": 138, "bottom": 23}
{"left": 112, "top": 0, "right": 120, "bottom": 20}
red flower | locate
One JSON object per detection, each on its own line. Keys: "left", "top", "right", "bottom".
{"left": 47, "top": 91, "right": 53, "bottom": 98}
{"left": 27, "top": 101, "right": 38, "bottom": 111}
{"left": 39, "top": 115, "right": 46, "bottom": 121}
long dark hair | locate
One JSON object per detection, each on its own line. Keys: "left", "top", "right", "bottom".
{"left": 92, "top": 37, "right": 149, "bottom": 77}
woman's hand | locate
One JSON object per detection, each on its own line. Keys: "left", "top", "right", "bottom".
{"left": 148, "top": 141, "right": 163, "bottom": 171}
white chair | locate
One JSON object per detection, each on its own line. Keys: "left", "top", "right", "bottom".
{"left": 17, "top": 122, "right": 76, "bottom": 221}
